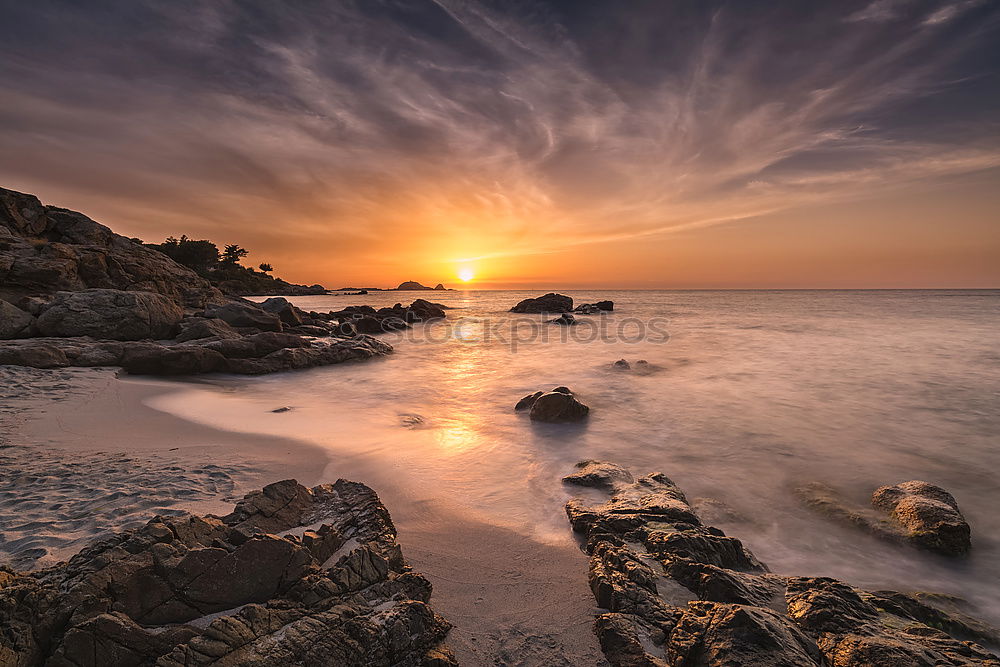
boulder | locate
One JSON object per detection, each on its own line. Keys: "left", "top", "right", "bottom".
{"left": 514, "top": 391, "right": 543, "bottom": 411}
{"left": 205, "top": 301, "right": 282, "bottom": 331}
{"left": 510, "top": 292, "right": 573, "bottom": 313}
{"left": 260, "top": 296, "right": 305, "bottom": 326}
{"left": 410, "top": 298, "right": 447, "bottom": 320}
{"left": 0, "top": 479, "right": 455, "bottom": 665}
{"left": 0, "top": 299, "right": 33, "bottom": 338}
{"left": 872, "top": 481, "right": 971, "bottom": 555}
{"left": 175, "top": 317, "right": 240, "bottom": 342}
{"left": 35, "top": 289, "right": 183, "bottom": 340}
{"left": 575, "top": 300, "right": 614, "bottom": 313}
{"left": 549, "top": 313, "right": 578, "bottom": 326}
{"left": 612, "top": 359, "right": 631, "bottom": 370}
{"left": 565, "top": 464, "right": 999, "bottom": 667}
{"left": 526, "top": 388, "right": 590, "bottom": 423}
{"left": 202, "top": 331, "right": 311, "bottom": 359}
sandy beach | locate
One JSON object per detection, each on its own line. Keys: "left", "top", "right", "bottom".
{"left": 0, "top": 365, "right": 607, "bottom": 666}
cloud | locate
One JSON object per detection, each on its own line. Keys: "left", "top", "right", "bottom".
{"left": 0, "top": 0, "right": 997, "bottom": 281}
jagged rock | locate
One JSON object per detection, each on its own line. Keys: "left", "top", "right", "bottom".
{"left": 565, "top": 464, "right": 1000, "bottom": 667}
{"left": 0, "top": 187, "right": 222, "bottom": 307}
{"left": 549, "top": 313, "right": 578, "bottom": 326}
{"left": 205, "top": 301, "right": 283, "bottom": 332}
{"left": 260, "top": 296, "right": 306, "bottom": 326}
{"left": 872, "top": 481, "right": 971, "bottom": 556}
{"left": 510, "top": 292, "right": 573, "bottom": 313}
{"left": 519, "top": 387, "right": 589, "bottom": 422}
{"left": 219, "top": 335, "right": 392, "bottom": 375}
{"left": 0, "top": 299, "right": 33, "bottom": 339}
{"left": 563, "top": 460, "right": 635, "bottom": 492}
{"left": 0, "top": 479, "right": 455, "bottom": 666}
{"left": 35, "top": 289, "right": 183, "bottom": 340}
{"left": 175, "top": 316, "right": 241, "bottom": 342}
{"left": 0, "top": 342, "right": 69, "bottom": 368}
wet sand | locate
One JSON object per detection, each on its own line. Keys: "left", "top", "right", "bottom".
{"left": 0, "top": 366, "right": 606, "bottom": 665}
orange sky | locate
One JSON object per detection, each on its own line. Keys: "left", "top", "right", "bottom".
{"left": 1, "top": 1, "right": 999, "bottom": 289}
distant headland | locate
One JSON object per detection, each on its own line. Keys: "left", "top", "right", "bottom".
{"left": 334, "top": 281, "right": 454, "bottom": 293}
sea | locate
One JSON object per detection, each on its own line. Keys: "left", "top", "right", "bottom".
{"left": 147, "top": 289, "right": 1000, "bottom": 624}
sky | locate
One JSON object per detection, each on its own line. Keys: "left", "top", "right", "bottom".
{"left": 1, "top": 0, "right": 998, "bottom": 289}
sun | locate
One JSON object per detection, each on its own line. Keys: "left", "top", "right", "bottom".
{"left": 458, "top": 268, "right": 475, "bottom": 282}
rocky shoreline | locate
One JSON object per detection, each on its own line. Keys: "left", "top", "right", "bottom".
{"left": 0, "top": 479, "right": 456, "bottom": 666}
{"left": 562, "top": 460, "right": 998, "bottom": 666}
{"left": 0, "top": 187, "right": 450, "bottom": 376}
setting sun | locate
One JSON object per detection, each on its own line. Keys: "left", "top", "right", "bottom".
{"left": 458, "top": 268, "right": 475, "bottom": 282}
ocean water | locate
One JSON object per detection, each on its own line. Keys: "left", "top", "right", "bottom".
{"left": 149, "top": 289, "right": 1000, "bottom": 623}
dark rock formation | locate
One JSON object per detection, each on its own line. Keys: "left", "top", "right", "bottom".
{"left": 433, "top": 283, "right": 447, "bottom": 290}
{"left": 395, "top": 281, "right": 435, "bottom": 291}
{"left": 260, "top": 296, "right": 306, "bottom": 326}
{"left": 612, "top": 359, "right": 631, "bottom": 370}
{"left": 549, "top": 313, "right": 578, "bottom": 326}
{"left": 575, "top": 301, "right": 614, "bottom": 313}
{"left": 0, "top": 299, "right": 33, "bottom": 339}
{"left": 0, "top": 479, "right": 455, "bottom": 666}
{"left": 510, "top": 293, "right": 574, "bottom": 314}
{"left": 566, "top": 463, "right": 999, "bottom": 667}
{"left": 796, "top": 480, "right": 972, "bottom": 556}
{"left": 35, "top": 289, "right": 184, "bottom": 340}
{"left": 175, "top": 316, "right": 241, "bottom": 342}
{"left": 872, "top": 481, "right": 971, "bottom": 556}
{"left": 0, "top": 342, "right": 69, "bottom": 368}
{"left": 516, "top": 387, "right": 590, "bottom": 422}
{"left": 1, "top": 187, "right": 222, "bottom": 308}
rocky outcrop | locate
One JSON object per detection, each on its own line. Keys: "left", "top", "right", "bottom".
{"left": 0, "top": 479, "right": 455, "bottom": 666}
{"left": 395, "top": 281, "right": 435, "bottom": 291}
{"left": 796, "top": 480, "right": 971, "bottom": 556}
{"left": 175, "top": 316, "right": 241, "bottom": 342}
{"left": 510, "top": 293, "right": 573, "bottom": 314}
{"left": 0, "top": 299, "right": 33, "bottom": 339}
{"left": 260, "top": 296, "right": 305, "bottom": 326}
{"left": 872, "top": 481, "right": 971, "bottom": 556}
{"left": 0, "top": 187, "right": 222, "bottom": 308}
{"left": 35, "top": 289, "right": 184, "bottom": 340}
{"left": 516, "top": 386, "right": 590, "bottom": 422}
{"left": 566, "top": 463, "right": 999, "bottom": 667}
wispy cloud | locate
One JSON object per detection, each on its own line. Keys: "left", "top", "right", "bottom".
{"left": 0, "top": 0, "right": 997, "bottom": 283}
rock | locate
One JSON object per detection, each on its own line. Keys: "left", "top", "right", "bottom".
{"left": 205, "top": 300, "right": 283, "bottom": 331}
{"left": 613, "top": 359, "right": 631, "bottom": 370}
{"left": 575, "top": 301, "right": 614, "bottom": 313}
{"left": 260, "top": 296, "right": 305, "bottom": 326}
{"left": 514, "top": 391, "right": 543, "bottom": 411}
{"left": 175, "top": 316, "right": 240, "bottom": 342}
{"left": 565, "top": 464, "right": 999, "bottom": 667}
{"left": 563, "top": 460, "right": 635, "bottom": 492}
{"left": 272, "top": 406, "right": 292, "bottom": 413}
{"left": 0, "top": 479, "right": 455, "bottom": 665}
{"left": 510, "top": 292, "right": 573, "bottom": 313}
{"left": 872, "top": 481, "right": 971, "bottom": 555}
{"left": 528, "top": 388, "right": 590, "bottom": 423}
{"left": 395, "top": 280, "right": 434, "bottom": 290}
{"left": 201, "top": 331, "right": 311, "bottom": 359}
{"left": 0, "top": 342, "right": 69, "bottom": 368}
{"left": 1, "top": 187, "right": 222, "bottom": 307}
{"left": 0, "top": 299, "right": 33, "bottom": 338}
{"left": 120, "top": 344, "right": 226, "bottom": 375}
{"left": 220, "top": 335, "right": 392, "bottom": 375}
{"left": 409, "top": 298, "right": 447, "bottom": 320}
{"left": 433, "top": 283, "right": 447, "bottom": 290}
{"left": 36, "top": 289, "right": 184, "bottom": 340}
{"left": 549, "top": 313, "right": 578, "bottom": 325}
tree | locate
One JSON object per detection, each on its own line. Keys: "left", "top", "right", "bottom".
{"left": 152, "top": 235, "right": 220, "bottom": 275}
{"left": 258, "top": 262, "right": 274, "bottom": 273}
{"left": 221, "top": 244, "right": 248, "bottom": 265}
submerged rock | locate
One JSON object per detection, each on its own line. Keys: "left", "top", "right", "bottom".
{"left": 612, "top": 359, "right": 631, "bottom": 370}
{"left": 509, "top": 293, "right": 573, "bottom": 313}
{"left": 549, "top": 313, "right": 578, "bottom": 326}
{"left": 565, "top": 464, "right": 999, "bottom": 667}
{"left": 563, "top": 460, "right": 634, "bottom": 492}
{"left": 574, "top": 300, "right": 614, "bottom": 313}
{"left": 516, "top": 387, "right": 590, "bottom": 422}
{"left": 0, "top": 479, "right": 455, "bottom": 666}
{"left": 872, "top": 480, "right": 971, "bottom": 555}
